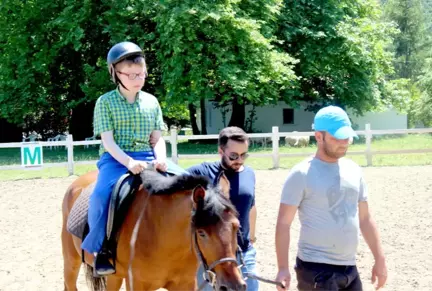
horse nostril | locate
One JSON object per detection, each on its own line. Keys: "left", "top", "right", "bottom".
{"left": 219, "top": 286, "right": 228, "bottom": 291}
{"left": 240, "top": 282, "right": 247, "bottom": 291}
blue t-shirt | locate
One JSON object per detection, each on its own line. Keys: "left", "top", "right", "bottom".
{"left": 186, "top": 161, "right": 256, "bottom": 251}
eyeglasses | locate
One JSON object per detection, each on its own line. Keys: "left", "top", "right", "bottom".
{"left": 116, "top": 71, "right": 147, "bottom": 80}
{"left": 225, "top": 152, "right": 249, "bottom": 161}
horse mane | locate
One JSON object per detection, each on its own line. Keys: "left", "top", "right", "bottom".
{"left": 191, "top": 183, "right": 238, "bottom": 229}
{"left": 139, "top": 170, "right": 238, "bottom": 228}
{"left": 139, "top": 170, "right": 211, "bottom": 195}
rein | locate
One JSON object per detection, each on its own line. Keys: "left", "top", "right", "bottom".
{"left": 127, "top": 178, "right": 153, "bottom": 291}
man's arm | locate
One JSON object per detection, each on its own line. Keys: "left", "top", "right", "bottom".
{"left": 359, "top": 201, "right": 385, "bottom": 260}
{"left": 151, "top": 98, "right": 167, "bottom": 162}
{"left": 151, "top": 130, "right": 166, "bottom": 161}
{"left": 359, "top": 201, "right": 387, "bottom": 290}
{"left": 275, "top": 204, "right": 298, "bottom": 290}
{"left": 249, "top": 205, "right": 257, "bottom": 244}
{"left": 275, "top": 204, "right": 297, "bottom": 270}
{"left": 186, "top": 163, "right": 208, "bottom": 177}
{"left": 274, "top": 167, "right": 305, "bottom": 290}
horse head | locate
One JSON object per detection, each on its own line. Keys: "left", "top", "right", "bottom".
{"left": 191, "top": 173, "right": 246, "bottom": 291}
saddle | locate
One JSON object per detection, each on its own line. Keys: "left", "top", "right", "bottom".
{"left": 66, "top": 172, "right": 142, "bottom": 265}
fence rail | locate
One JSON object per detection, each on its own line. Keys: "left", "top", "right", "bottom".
{"left": 1, "top": 124, "right": 431, "bottom": 175}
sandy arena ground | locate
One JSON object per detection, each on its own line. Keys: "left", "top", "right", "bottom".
{"left": 0, "top": 165, "right": 431, "bottom": 291}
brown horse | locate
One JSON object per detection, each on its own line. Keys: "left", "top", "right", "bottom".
{"left": 61, "top": 169, "right": 246, "bottom": 291}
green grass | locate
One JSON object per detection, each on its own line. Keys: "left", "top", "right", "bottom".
{"left": 0, "top": 134, "right": 431, "bottom": 181}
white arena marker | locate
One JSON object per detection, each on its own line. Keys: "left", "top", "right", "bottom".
{"left": 21, "top": 142, "right": 43, "bottom": 168}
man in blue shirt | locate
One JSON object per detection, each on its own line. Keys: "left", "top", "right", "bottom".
{"left": 187, "top": 126, "right": 259, "bottom": 291}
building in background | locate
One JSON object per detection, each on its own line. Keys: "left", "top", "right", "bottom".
{"left": 198, "top": 100, "right": 408, "bottom": 134}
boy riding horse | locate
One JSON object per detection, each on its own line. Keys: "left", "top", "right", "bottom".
{"left": 81, "top": 41, "right": 184, "bottom": 276}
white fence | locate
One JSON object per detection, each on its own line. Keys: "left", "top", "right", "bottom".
{"left": 0, "top": 124, "right": 432, "bottom": 175}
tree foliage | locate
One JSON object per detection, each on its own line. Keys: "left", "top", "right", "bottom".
{"left": 0, "top": 0, "right": 162, "bottom": 138}
{"left": 276, "top": 0, "right": 398, "bottom": 115}
{"left": 155, "top": 0, "right": 298, "bottom": 128}
{"left": 0, "top": 0, "right": 66, "bottom": 136}
{"left": 382, "top": 0, "right": 432, "bottom": 126}
{"left": 383, "top": 0, "right": 430, "bottom": 79}
{"left": 0, "top": 0, "right": 430, "bottom": 140}
{"left": 412, "top": 57, "right": 432, "bottom": 126}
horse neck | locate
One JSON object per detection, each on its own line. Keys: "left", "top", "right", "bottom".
{"left": 134, "top": 189, "right": 194, "bottom": 251}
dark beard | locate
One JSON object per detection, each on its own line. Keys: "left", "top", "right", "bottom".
{"left": 221, "top": 156, "right": 236, "bottom": 173}
{"left": 324, "top": 144, "right": 346, "bottom": 159}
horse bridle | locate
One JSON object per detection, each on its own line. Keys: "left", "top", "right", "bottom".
{"left": 193, "top": 229, "right": 286, "bottom": 290}
{"left": 192, "top": 228, "right": 245, "bottom": 290}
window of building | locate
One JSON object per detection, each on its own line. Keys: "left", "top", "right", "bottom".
{"left": 283, "top": 108, "right": 294, "bottom": 124}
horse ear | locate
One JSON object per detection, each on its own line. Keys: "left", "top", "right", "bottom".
{"left": 192, "top": 185, "right": 206, "bottom": 203}
{"left": 217, "top": 172, "right": 230, "bottom": 198}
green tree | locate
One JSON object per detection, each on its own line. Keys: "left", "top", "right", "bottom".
{"left": 155, "top": 0, "right": 297, "bottom": 130}
{"left": 412, "top": 57, "right": 432, "bottom": 126}
{"left": 0, "top": 0, "right": 68, "bottom": 138}
{"left": 382, "top": 0, "right": 432, "bottom": 126}
{"left": 0, "top": 0, "right": 189, "bottom": 139}
{"left": 383, "top": 0, "right": 429, "bottom": 79}
{"left": 276, "top": 0, "right": 398, "bottom": 115}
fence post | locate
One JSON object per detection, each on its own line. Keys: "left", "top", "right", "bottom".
{"left": 272, "top": 126, "right": 279, "bottom": 169}
{"left": 170, "top": 128, "right": 178, "bottom": 164}
{"left": 365, "top": 123, "right": 373, "bottom": 166}
{"left": 67, "top": 134, "right": 74, "bottom": 175}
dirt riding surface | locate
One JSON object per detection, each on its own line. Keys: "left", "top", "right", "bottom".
{"left": 1, "top": 165, "right": 431, "bottom": 291}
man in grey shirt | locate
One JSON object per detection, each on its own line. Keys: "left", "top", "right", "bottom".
{"left": 274, "top": 106, "right": 387, "bottom": 291}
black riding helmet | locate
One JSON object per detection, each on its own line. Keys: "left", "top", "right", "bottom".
{"left": 107, "top": 41, "right": 145, "bottom": 88}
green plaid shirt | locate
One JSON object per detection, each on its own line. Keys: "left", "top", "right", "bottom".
{"left": 93, "top": 88, "right": 165, "bottom": 156}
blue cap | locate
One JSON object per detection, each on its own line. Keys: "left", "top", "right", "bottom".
{"left": 313, "top": 106, "right": 358, "bottom": 139}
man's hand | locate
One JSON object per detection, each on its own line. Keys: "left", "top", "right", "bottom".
{"left": 153, "top": 160, "right": 167, "bottom": 172}
{"left": 371, "top": 257, "right": 387, "bottom": 290}
{"left": 275, "top": 268, "right": 290, "bottom": 291}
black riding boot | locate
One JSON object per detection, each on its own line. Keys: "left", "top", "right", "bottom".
{"left": 94, "top": 249, "right": 115, "bottom": 277}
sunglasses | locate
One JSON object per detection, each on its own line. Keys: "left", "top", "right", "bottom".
{"left": 226, "top": 152, "right": 249, "bottom": 161}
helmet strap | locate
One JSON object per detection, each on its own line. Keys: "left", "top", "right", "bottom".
{"left": 118, "top": 79, "right": 130, "bottom": 91}
{"left": 109, "top": 64, "right": 129, "bottom": 91}
{"left": 114, "top": 72, "right": 130, "bottom": 91}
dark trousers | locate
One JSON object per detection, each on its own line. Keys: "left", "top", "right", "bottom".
{"left": 294, "top": 257, "right": 363, "bottom": 291}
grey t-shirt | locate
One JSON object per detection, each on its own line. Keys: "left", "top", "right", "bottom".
{"left": 280, "top": 156, "right": 368, "bottom": 266}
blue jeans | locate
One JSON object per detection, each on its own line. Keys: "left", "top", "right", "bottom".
{"left": 196, "top": 245, "right": 259, "bottom": 291}
{"left": 81, "top": 151, "right": 187, "bottom": 254}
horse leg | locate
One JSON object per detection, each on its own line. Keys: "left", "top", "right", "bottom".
{"left": 61, "top": 226, "right": 81, "bottom": 291}
{"left": 106, "top": 276, "right": 123, "bottom": 291}
{"left": 165, "top": 279, "right": 196, "bottom": 291}
{"left": 125, "top": 277, "right": 151, "bottom": 291}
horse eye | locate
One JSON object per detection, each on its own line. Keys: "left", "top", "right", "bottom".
{"left": 197, "top": 229, "right": 207, "bottom": 238}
